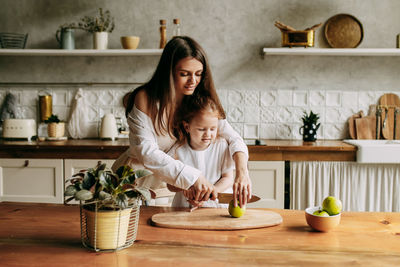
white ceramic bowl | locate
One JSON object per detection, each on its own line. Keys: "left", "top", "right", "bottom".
{"left": 305, "top": 206, "right": 341, "bottom": 232}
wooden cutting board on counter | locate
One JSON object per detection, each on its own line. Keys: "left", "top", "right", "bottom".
{"left": 379, "top": 93, "right": 400, "bottom": 139}
{"left": 355, "top": 115, "right": 376, "bottom": 139}
{"left": 151, "top": 208, "right": 283, "bottom": 230}
{"left": 348, "top": 111, "right": 364, "bottom": 139}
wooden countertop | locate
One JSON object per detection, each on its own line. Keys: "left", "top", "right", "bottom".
{"left": 0, "top": 139, "right": 356, "bottom": 161}
{"left": 1, "top": 203, "right": 399, "bottom": 266}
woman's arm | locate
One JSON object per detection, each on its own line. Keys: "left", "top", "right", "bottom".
{"left": 218, "top": 119, "right": 252, "bottom": 207}
{"left": 232, "top": 152, "right": 252, "bottom": 208}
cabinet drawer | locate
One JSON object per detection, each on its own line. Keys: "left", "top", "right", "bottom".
{"left": 247, "top": 161, "right": 284, "bottom": 209}
{"left": 0, "top": 158, "right": 64, "bottom": 203}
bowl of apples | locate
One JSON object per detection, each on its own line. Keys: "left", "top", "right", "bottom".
{"left": 305, "top": 196, "right": 342, "bottom": 232}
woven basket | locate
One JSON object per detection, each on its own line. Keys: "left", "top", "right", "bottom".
{"left": 47, "top": 122, "right": 65, "bottom": 138}
{"left": 0, "top": 32, "right": 28, "bottom": 49}
{"left": 80, "top": 199, "right": 141, "bottom": 252}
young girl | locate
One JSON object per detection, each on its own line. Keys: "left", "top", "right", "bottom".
{"left": 167, "top": 94, "right": 234, "bottom": 208}
{"left": 112, "top": 36, "right": 251, "bottom": 207}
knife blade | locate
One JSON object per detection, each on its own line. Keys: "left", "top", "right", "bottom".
{"left": 217, "top": 193, "right": 260, "bottom": 204}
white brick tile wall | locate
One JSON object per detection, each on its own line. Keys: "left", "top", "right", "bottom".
{"left": 1, "top": 86, "right": 400, "bottom": 140}
{"left": 243, "top": 123, "right": 259, "bottom": 139}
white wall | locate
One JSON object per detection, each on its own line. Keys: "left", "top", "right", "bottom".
{"left": 1, "top": 0, "right": 400, "bottom": 139}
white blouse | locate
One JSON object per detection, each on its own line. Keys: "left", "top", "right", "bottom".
{"left": 168, "top": 138, "right": 235, "bottom": 208}
{"left": 114, "top": 104, "right": 248, "bottom": 190}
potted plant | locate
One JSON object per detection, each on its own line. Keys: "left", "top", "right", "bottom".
{"left": 44, "top": 114, "right": 65, "bottom": 138}
{"left": 65, "top": 163, "right": 154, "bottom": 251}
{"left": 78, "top": 8, "right": 115, "bottom": 49}
{"left": 299, "top": 111, "right": 321, "bottom": 142}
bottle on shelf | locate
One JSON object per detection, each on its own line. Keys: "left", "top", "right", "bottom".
{"left": 159, "top": 19, "right": 167, "bottom": 49}
{"left": 172, "top": 18, "right": 181, "bottom": 37}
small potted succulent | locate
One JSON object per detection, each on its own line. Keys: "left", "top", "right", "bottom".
{"left": 78, "top": 8, "right": 115, "bottom": 49}
{"left": 65, "top": 163, "right": 154, "bottom": 251}
{"left": 299, "top": 111, "right": 321, "bottom": 142}
{"left": 44, "top": 114, "right": 65, "bottom": 138}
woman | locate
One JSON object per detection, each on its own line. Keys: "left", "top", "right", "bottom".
{"left": 112, "top": 36, "right": 251, "bottom": 207}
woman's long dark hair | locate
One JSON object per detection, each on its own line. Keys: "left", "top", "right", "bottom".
{"left": 125, "top": 36, "right": 225, "bottom": 137}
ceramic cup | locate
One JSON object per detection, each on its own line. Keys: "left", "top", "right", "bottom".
{"left": 120, "top": 36, "right": 140, "bottom": 49}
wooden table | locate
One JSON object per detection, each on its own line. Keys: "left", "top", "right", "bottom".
{"left": 1, "top": 203, "right": 399, "bottom": 266}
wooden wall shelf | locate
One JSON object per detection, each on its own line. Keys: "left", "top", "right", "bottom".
{"left": 0, "top": 49, "right": 163, "bottom": 56}
{"left": 263, "top": 48, "right": 400, "bottom": 56}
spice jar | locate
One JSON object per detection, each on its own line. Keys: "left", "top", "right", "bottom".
{"left": 159, "top": 19, "right": 167, "bottom": 49}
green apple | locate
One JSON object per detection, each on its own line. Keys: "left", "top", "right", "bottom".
{"left": 313, "top": 210, "right": 329, "bottom": 217}
{"left": 228, "top": 200, "right": 246, "bottom": 218}
{"left": 322, "top": 196, "right": 342, "bottom": 215}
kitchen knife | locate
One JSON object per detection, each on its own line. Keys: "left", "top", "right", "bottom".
{"left": 217, "top": 193, "right": 260, "bottom": 204}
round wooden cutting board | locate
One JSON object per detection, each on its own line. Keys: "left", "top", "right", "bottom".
{"left": 151, "top": 208, "right": 283, "bottom": 230}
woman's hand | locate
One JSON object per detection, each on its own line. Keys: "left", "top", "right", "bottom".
{"left": 233, "top": 152, "right": 252, "bottom": 208}
{"left": 191, "top": 175, "right": 216, "bottom": 202}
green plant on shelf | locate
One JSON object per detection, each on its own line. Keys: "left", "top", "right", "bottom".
{"left": 44, "top": 114, "right": 62, "bottom": 124}
{"left": 301, "top": 110, "right": 320, "bottom": 129}
{"left": 79, "top": 8, "right": 115, "bottom": 33}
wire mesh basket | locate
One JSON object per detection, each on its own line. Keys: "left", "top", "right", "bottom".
{"left": 79, "top": 198, "right": 141, "bottom": 252}
{"left": 0, "top": 32, "right": 28, "bottom": 48}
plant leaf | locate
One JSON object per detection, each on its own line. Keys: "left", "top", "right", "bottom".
{"left": 134, "top": 187, "right": 152, "bottom": 202}
{"left": 82, "top": 172, "right": 95, "bottom": 190}
{"left": 75, "top": 189, "right": 93, "bottom": 201}
{"left": 98, "top": 191, "right": 111, "bottom": 200}
{"left": 116, "top": 193, "right": 128, "bottom": 209}
{"left": 64, "top": 185, "right": 77, "bottom": 196}
{"left": 135, "top": 169, "right": 153, "bottom": 179}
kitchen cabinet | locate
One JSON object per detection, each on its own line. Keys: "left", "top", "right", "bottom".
{"left": 0, "top": 158, "right": 64, "bottom": 203}
{"left": 247, "top": 161, "right": 284, "bottom": 209}
{"left": 0, "top": 158, "right": 115, "bottom": 204}
{"left": 262, "top": 48, "right": 400, "bottom": 56}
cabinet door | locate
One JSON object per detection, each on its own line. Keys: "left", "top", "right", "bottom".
{"left": 64, "top": 159, "right": 115, "bottom": 204}
{"left": 0, "top": 158, "right": 64, "bottom": 203}
{"left": 247, "top": 161, "right": 284, "bottom": 209}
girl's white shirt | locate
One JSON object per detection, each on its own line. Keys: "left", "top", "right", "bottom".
{"left": 112, "top": 104, "right": 248, "bottom": 190}
{"left": 168, "top": 138, "right": 235, "bottom": 208}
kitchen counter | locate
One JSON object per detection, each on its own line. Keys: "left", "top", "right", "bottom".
{"left": 0, "top": 203, "right": 399, "bottom": 266}
{"left": 0, "top": 139, "right": 356, "bottom": 161}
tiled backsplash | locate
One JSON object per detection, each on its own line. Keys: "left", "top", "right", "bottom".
{"left": 0, "top": 85, "right": 398, "bottom": 140}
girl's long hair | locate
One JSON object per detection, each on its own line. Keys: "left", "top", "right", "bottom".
{"left": 174, "top": 93, "right": 224, "bottom": 145}
{"left": 125, "top": 36, "right": 225, "bottom": 137}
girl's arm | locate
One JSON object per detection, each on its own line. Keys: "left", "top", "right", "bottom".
{"left": 218, "top": 119, "right": 252, "bottom": 207}
{"left": 214, "top": 170, "right": 234, "bottom": 194}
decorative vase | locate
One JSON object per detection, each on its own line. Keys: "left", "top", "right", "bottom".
{"left": 47, "top": 122, "right": 65, "bottom": 138}
{"left": 299, "top": 123, "right": 318, "bottom": 142}
{"left": 93, "top": 32, "right": 108, "bottom": 49}
{"left": 56, "top": 28, "right": 75, "bottom": 49}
